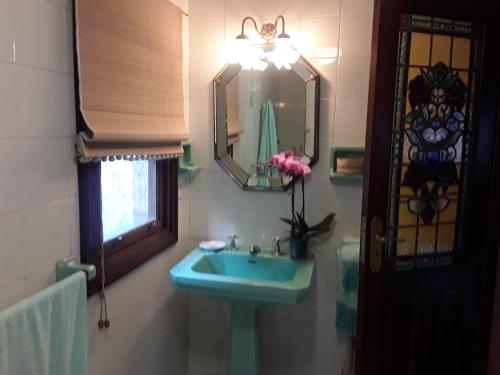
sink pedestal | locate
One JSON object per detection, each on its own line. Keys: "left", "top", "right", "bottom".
{"left": 230, "top": 303, "right": 258, "bottom": 375}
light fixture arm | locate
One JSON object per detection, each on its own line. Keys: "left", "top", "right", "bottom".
{"left": 274, "top": 15, "right": 287, "bottom": 36}
{"left": 239, "top": 16, "right": 260, "bottom": 38}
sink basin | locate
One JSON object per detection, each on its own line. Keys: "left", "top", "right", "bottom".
{"left": 170, "top": 248, "right": 315, "bottom": 375}
{"left": 170, "top": 248, "right": 315, "bottom": 304}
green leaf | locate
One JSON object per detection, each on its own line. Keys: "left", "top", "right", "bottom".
{"left": 443, "top": 130, "right": 463, "bottom": 148}
{"left": 404, "top": 111, "right": 418, "bottom": 124}
{"left": 296, "top": 212, "right": 309, "bottom": 232}
{"left": 308, "top": 227, "right": 331, "bottom": 237}
{"left": 405, "top": 128, "right": 421, "bottom": 147}
{"left": 308, "top": 213, "right": 335, "bottom": 231}
{"left": 280, "top": 217, "right": 304, "bottom": 234}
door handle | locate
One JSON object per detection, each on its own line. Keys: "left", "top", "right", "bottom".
{"left": 370, "top": 217, "right": 406, "bottom": 273}
{"left": 370, "top": 216, "right": 384, "bottom": 273}
{"left": 374, "top": 234, "right": 406, "bottom": 244}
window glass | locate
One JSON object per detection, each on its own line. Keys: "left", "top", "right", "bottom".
{"left": 101, "top": 160, "right": 157, "bottom": 241}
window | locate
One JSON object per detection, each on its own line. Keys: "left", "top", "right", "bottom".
{"left": 386, "top": 14, "right": 483, "bottom": 271}
{"left": 78, "top": 159, "right": 178, "bottom": 295}
{"left": 101, "top": 160, "right": 157, "bottom": 242}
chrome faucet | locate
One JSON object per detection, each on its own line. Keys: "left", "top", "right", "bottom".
{"left": 227, "top": 234, "right": 239, "bottom": 251}
{"left": 273, "top": 237, "right": 282, "bottom": 256}
{"left": 249, "top": 245, "right": 261, "bottom": 255}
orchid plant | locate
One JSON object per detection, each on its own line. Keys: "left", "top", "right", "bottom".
{"left": 269, "top": 151, "right": 335, "bottom": 240}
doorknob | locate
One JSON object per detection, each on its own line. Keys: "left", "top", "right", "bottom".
{"left": 370, "top": 216, "right": 406, "bottom": 273}
{"left": 374, "top": 234, "right": 406, "bottom": 244}
{"left": 370, "top": 216, "right": 384, "bottom": 273}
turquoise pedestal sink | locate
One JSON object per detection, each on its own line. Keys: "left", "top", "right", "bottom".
{"left": 170, "top": 248, "right": 315, "bottom": 375}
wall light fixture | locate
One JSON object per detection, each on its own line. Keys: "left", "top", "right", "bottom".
{"left": 226, "top": 15, "right": 300, "bottom": 70}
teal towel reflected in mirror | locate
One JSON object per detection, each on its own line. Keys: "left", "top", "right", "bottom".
{"left": 257, "top": 100, "right": 279, "bottom": 187}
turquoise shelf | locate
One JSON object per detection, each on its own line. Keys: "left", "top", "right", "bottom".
{"left": 179, "top": 142, "right": 200, "bottom": 173}
{"left": 330, "top": 146, "right": 365, "bottom": 184}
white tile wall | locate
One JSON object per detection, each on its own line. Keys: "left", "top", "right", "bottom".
{"left": 187, "top": 0, "right": 374, "bottom": 373}
{"left": 0, "top": 0, "right": 191, "bottom": 374}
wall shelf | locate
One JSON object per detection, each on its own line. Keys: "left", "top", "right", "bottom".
{"left": 179, "top": 142, "right": 200, "bottom": 173}
{"left": 330, "top": 147, "right": 365, "bottom": 184}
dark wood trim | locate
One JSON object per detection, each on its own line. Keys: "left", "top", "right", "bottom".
{"left": 358, "top": 1, "right": 500, "bottom": 374}
{"left": 476, "top": 99, "right": 500, "bottom": 374}
{"left": 79, "top": 160, "right": 178, "bottom": 296}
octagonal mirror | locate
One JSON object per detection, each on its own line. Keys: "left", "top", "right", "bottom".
{"left": 213, "top": 57, "right": 320, "bottom": 191}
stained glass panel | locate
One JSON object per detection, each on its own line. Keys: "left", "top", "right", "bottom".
{"left": 387, "top": 14, "right": 483, "bottom": 269}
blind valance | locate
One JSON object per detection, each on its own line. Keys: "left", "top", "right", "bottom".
{"left": 75, "top": 0, "right": 188, "bottom": 162}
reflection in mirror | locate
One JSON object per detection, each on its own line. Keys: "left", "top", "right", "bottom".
{"left": 214, "top": 57, "right": 319, "bottom": 191}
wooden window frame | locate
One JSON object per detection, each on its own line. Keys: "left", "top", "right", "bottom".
{"left": 78, "top": 159, "right": 178, "bottom": 296}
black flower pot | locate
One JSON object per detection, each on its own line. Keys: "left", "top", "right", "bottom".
{"left": 290, "top": 237, "right": 308, "bottom": 259}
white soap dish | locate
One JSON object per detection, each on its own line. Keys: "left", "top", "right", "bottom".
{"left": 198, "top": 240, "right": 226, "bottom": 252}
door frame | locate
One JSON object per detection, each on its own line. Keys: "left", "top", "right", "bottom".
{"left": 357, "top": 0, "right": 500, "bottom": 374}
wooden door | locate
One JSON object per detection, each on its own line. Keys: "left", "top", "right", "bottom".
{"left": 358, "top": 1, "right": 500, "bottom": 374}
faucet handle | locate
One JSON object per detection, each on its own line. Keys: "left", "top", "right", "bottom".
{"left": 227, "top": 233, "right": 240, "bottom": 251}
{"left": 273, "top": 237, "right": 281, "bottom": 256}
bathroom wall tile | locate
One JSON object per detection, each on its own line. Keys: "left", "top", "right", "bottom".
{"left": 0, "top": 139, "right": 19, "bottom": 214}
{"left": 221, "top": 203, "right": 258, "bottom": 246}
{"left": 259, "top": 309, "right": 292, "bottom": 375}
{"left": 333, "top": 136, "right": 366, "bottom": 148}
{"left": 18, "top": 137, "right": 70, "bottom": 207}
{"left": 25, "top": 263, "right": 56, "bottom": 297}
{"left": 0, "top": 278, "right": 25, "bottom": 311}
{"left": 262, "top": 0, "right": 300, "bottom": 19}
{"left": 298, "top": 16, "right": 340, "bottom": 59}
{"left": 0, "top": 0, "right": 13, "bottom": 62}
{"left": 190, "top": 131, "right": 219, "bottom": 171}
{"left": 45, "top": 0, "right": 73, "bottom": 10}
{"left": 179, "top": 197, "right": 191, "bottom": 240}
{"left": 190, "top": 59, "right": 224, "bottom": 99}
{"left": 313, "top": 59, "right": 338, "bottom": 99}
{"left": 189, "top": 339, "right": 226, "bottom": 374}
{"left": 341, "top": 0, "right": 375, "bottom": 16}
{"left": 189, "top": 202, "right": 224, "bottom": 240}
{"left": 319, "top": 98, "right": 336, "bottom": 139}
{"left": 16, "top": 65, "right": 73, "bottom": 137}
{"left": 339, "top": 15, "right": 373, "bottom": 58}
{"left": 22, "top": 199, "right": 72, "bottom": 274}
{"left": 336, "top": 56, "right": 370, "bottom": 98}
{"left": 13, "top": 0, "right": 69, "bottom": 73}
{"left": 88, "top": 256, "right": 158, "bottom": 340}
{"left": 189, "top": 0, "right": 225, "bottom": 21}
{"left": 0, "top": 62, "right": 17, "bottom": 138}
{"left": 63, "top": 8, "right": 73, "bottom": 74}
{"left": 67, "top": 140, "right": 78, "bottom": 198}
{"left": 334, "top": 98, "right": 368, "bottom": 139}
{"left": 190, "top": 169, "right": 226, "bottom": 207}
{"left": 299, "top": 0, "right": 341, "bottom": 17}
{"left": 69, "top": 197, "right": 80, "bottom": 255}
{"left": 189, "top": 291, "right": 224, "bottom": 310}
{"left": 189, "top": 306, "right": 225, "bottom": 343}
{"left": 225, "top": 0, "right": 262, "bottom": 21}
{"left": 170, "top": 0, "right": 189, "bottom": 13}
{"left": 0, "top": 210, "right": 24, "bottom": 288}
{"left": 190, "top": 98, "right": 213, "bottom": 135}
{"left": 190, "top": 21, "right": 225, "bottom": 61}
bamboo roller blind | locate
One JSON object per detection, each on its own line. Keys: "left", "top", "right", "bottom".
{"left": 75, "top": 0, "right": 188, "bottom": 161}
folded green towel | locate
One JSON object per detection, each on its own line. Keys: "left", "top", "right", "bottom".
{"left": 335, "top": 238, "right": 360, "bottom": 337}
{"left": 0, "top": 272, "right": 87, "bottom": 375}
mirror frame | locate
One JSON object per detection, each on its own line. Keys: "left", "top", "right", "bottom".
{"left": 213, "top": 56, "right": 320, "bottom": 191}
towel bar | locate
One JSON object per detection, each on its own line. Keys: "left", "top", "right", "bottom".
{"left": 56, "top": 256, "right": 96, "bottom": 282}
